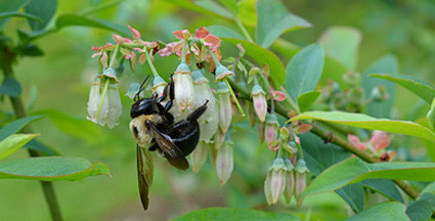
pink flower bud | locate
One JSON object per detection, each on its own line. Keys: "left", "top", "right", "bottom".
{"left": 216, "top": 82, "right": 232, "bottom": 133}
{"left": 347, "top": 134, "right": 367, "bottom": 151}
{"left": 191, "top": 140, "right": 210, "bottom": 173}
{"left": 264, "top": 157, "right": 287, "bottom": 205}
{"left": 112, "top": 34, "right": 125, "bottom": 44}
{"left": 273, "top": 90, "right": 286, "bottom": 101}
{"left": 215, "top": 137, "right": 234, "bottom": 185}
{"left": 370, "top": 130, "right": 390, "bottom": 152}
{"left": 172, "top": 62, "right": 195, "bottom": 120}
{"left": 294, "top": 159, "right": 309, "bottom": 207}
{"left": 251, "top": 84, "right": 267, "bottom": 122}
{"left": 295, "top": 124, "right": 313, "bottom": 134}
{"left": 127, "top": 25, "right": 141, "bottom": 39}
{"left": 265, "top": 113, "right": 279, "bottom": 150}
{"left": 194, "top": 26, "right": 209, "bottom": 38}
{"left": 173, "top": 29, "right": 191, "bottom": 40}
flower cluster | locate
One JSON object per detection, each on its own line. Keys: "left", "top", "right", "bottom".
{"left": 86, "top": 25, "right": 307, "bottom": 206}
{"left": 264, "top": 126, "right": 310, "bottom": 206}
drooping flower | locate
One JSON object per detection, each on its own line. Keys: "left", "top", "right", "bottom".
{"left": 215, "top": 135, "right": 234, "bottom": 185}
{"left": 191, "top": 140, "right": 210, "bottom": 173}
{"left": 152, "top": 75, "right": 168, "bottom": 99}
{"left": 264, "top": 157, "right": 287, "bottom": 205}
{"left": 172, "top": 62, "right": 195, "bottom": 120}
{"left": 192, "top": 69, "right": 218, "bottom": 142}
{"left": 294, "top": 159, "right": 309, "bottom": 207}
{"left": 370, "top": 131, "right": 390, "bottom": 152}
{"left": 283, "top": 158, "right": 295, "bottom": 204}
{"left": 87, "top": 68, "right": 122, "bottom": 128}
{"left": 216, "top": 82, "right": 232, "bottom": 133}
{"left": 265, "top": 113, "right": 279, "bottom": 151}
{"left": 251, "top": 84, "right": 267, "bottom": 122}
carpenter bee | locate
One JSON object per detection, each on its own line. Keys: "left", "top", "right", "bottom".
{"left": 129, "top": 75, "right": 208, "bottom": 210}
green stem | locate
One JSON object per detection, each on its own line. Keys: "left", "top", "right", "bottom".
{"left": 144, "top": 48, "right": 160, "bottom": 77}
{"left": 224, "top": 78, "right": 245, "bottom": 117}
{"left": 0, "top": 53, "right": 63, "bottom": 221}
{"left": 235, "top": 18, "right": 254, "bottom": 43}
{"left": 181, "top": 40, "right": 187, "bottom": 63}
{"left": 226, "top": 77, "right": 420, "bottom": 200}
{"left": 109, "top": 44, "right": 120, "bottom": 68}
{"left": 96, "top": 79, "right": 110, "bottom": 120}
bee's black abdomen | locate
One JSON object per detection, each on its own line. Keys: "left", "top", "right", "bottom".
{"left": 170, "top": 120, "right": 200, "bottom": 156}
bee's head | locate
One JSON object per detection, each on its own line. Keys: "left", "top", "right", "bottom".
{"left": 130, "top": 93, "right": 159, "bottom": 118}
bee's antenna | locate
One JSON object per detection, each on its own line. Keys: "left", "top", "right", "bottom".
{"left": 134, "top": 75, "right": 150, "bottom": 101}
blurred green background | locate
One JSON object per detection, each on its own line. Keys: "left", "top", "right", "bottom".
{"left": 1, "top": 0, "right": 435, "bottom": 220}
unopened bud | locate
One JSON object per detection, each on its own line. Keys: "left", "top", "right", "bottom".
{"left": 265, "top": 113, "right": 279, "bottom": 150}
{"left": 257, "top": 122, "right": 265, "bottom": 144}
{"left": 343, "top": 71, "right": 361, "bottom": 85}
{"left": 371, "top": 86, "right": 389, "bottom": 102}
{"left": 214, "top": 128, "right": 226, "bottom": 150}
{"left": 280, "top": 127, "right": 290, "bottom": 142}
{"left": 215, "top": 137, "right": 234, "bottom": 185}
{"left": 216, "top": 82, "right": 232, "bottom": 133}
{"left": 283, "top": 158, "right": 295, "bottom": 204}
{"left": 191, "top": 140, "right": 210, "bottom": 173}
{"left": 251, "top": 84, "right": 267, "bottom": 122}
{"left": 294, "top": 159, "right": 309, "bottom": 207}
{"left": 264, "top": 157, "right": 287, "bottom": 205}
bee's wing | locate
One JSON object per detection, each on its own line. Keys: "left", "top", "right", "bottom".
{"left": 137, "top": 144, "right": 153, "bottom": 210}
{"left": 146, "top": 121, "right": 189, "bottom": 170}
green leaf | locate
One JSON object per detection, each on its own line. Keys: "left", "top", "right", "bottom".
{"left": 0, "top": 0, "right": 28, "bottom": 30}
{"left": 362, "top": 179, "right": 404, "bottom": 202}
{"left": 285, "top": 44, "right": 324, "bottom": 104}
{"left": 369, "top": 73, "right": 435, "bottom": 104}
{"left": 0, "top": 115, "right": 42, "bottom": 141}
{"left": 194, "top": 0, "right": 233, "bottom": 19}
{"left": 256, "top": 0, "right": 311, "bottom": 48}
{"left": 237, "top": 0, "right": 257, "bottom": 27}
{"left": 0, "top": 77, "right": 22, "bottom": 97}
{"left": 217, "top": 0, "right": 237, "bottom": 16}
{"left": 16, "top": 44, "right": 44, "bottom": 57}
{"left": 289, "top": 111, "right": 435, "bottom": 142}
{"left": 297, "top": 90, "right": 321, "bottom": 112}
{"left": 318, "top": 26, "right": 362, "bottom": 70}
{"left": 24, "top": 0, "right": 57, "bottom": 31}
{"left": 174, "top": 208, "right": 300, "bottom": 221}
{"left": 36, "top": 110, "right": 100, "bottom": 141}
{"left": 362, "top": 55, "right": 398, "bottom": 118}
{"left": 348, "top": 202, "right": 409, "bottom": 221}
{"left": 56, "top": 14, "right": 130, "bottom": 36}
{"left": 0, "top": 134, "right": 39, "bottom": 160}
{"left": 160, "top": 0, "right": 232, "bottom": 21}
{"left": 24, "top": 139, "right": 60, "bottom": 156}
{"left": 0, "top": 12, "right": 42, "bottom": 22}
{"left": 208, "top": 25, "right": 245, "bottom": 39}
{"left": 273, "top": 39, "right": 348, "bottom": 86}
{"left": 0, "top": 157, "right": 110, "bottom": 181}
{"left": 300, "top": 132, "right": 364, "bottom": 213}
{"left": 304, "top": 158, "right": 435, "bottom": 197}
{"left": 221, "top": 38, "right": 286, "bottom": 87}
{"left": 406, "top": 196, "right": 433, "bottom": 221}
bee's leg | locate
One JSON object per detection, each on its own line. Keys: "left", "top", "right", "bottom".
{"left": 148, "top": 143, "right": 158, "bottom": 151}
{"left": 187, "top": 100, "right": 209, "bottom": 121}
{"left": 157, "top": 75, "right": 175, "bottom": 124}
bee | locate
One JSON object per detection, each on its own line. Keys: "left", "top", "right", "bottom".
{"left": 129, "top": 75, "right": 208, "bottom": 210}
